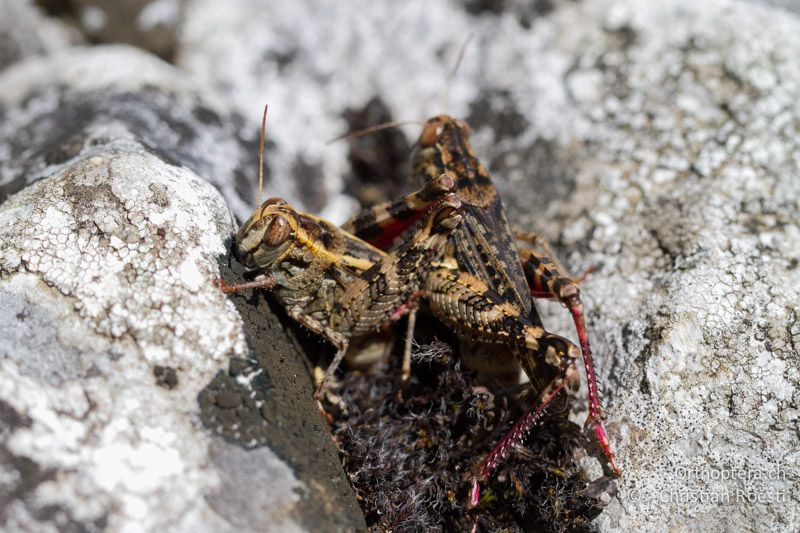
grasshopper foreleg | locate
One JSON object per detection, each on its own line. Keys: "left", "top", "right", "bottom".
{"left": 214, "top": 275, "right": 277, "bottom": 293}
{"left": 387, "top": 292, "right": 424, "bottom": 384}
{"left": 401, "top": 307, "right": 417, "bottom": 384}
{"left": 283, "top": 305, "right": 349, "bottom": 419}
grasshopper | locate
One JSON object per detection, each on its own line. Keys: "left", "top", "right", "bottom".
{"left": 217, "top": 175, "right": 462, "bottom": 416}
{"left": 341, "top": 114, "right": 620, "bottom": 508}
{"left": 221, "top": 106, "right": 615, "bottom": 525}
{"left": 216, "top": 106, "right": 462, "bottom": 414}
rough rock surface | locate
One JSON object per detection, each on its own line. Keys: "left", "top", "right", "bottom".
{"left": 3, "top": 0, "right": 800, "bottom": 531}
{"left": 0, "top": 45, "right": 365, "bottom": 532}
{"left": 0, "top": 45, "right": 261, "bottom": 221}
{"left": 521, "top": 3, "right": 800, "bottom": 532}
{"left": 175, "top": 0, "right": 800, "bottom": 531}
{"left": 0, "top": 0, "right": 80, "bottom": 71}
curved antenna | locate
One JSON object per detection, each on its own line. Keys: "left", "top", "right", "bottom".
{"left": 257, "top": 104, "right": 268, "bottom": 208}
{"left": 325, "top": 120, "right": 423, "bottom": 145}
{"left": 440, "top": 34, "right": 474, "bottom": 113}
{"left": 327, "top": 35, "right": 473, "bottom": 146}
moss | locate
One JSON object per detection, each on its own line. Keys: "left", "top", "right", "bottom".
{"left": 328, "top": 334, "right": 612, "bottom": 532}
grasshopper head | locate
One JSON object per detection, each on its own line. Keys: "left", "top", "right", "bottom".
{"left": 418, "top": 115, "right": 472, "bottom": 148}
{"left": 234, "top": 198, "right": 298, "bottom": 271}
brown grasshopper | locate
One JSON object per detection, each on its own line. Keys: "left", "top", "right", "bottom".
{"left": 341, "top": 115, "right": 620, "bottom": 508}
{"left": 220, "top": 180, "right": 585, "bottom": 485}
{"left": 216, "top": 106, "right": 462, "bottom": 414}
{"left": 217, "top": 175, "right": 462, "bottom": 416}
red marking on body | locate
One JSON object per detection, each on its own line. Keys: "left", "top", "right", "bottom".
{"left": 389, "top": 290, "right": 424, "bottom": 322}
{"left": 529, "top": 290, "right": 555, "bottom": 299}
{"left": 367, "top": 210, "right": 427, "bottom": 250}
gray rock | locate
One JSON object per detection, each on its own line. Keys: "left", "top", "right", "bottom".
{"left": 0, "top": 0, "right": 80, "bottom": 72}
{"left": 0, "top": 147, "right": 289, "bottom": 532}
{"left": 176, "top": 0, "right": 800, "bottom": 530}
{"left": 0, "top": 46, "right": 365, "bottom": 532}
{"left": 748, "top": 0, "right": 800, "bottom": 14}
{"left": 0, "top": 45, "right": 261, "bottom": 222}
{"left": 544, "top": 3, "right": 800, "bottom": 531}
{"left": 69, "top": 0, "right": 184, "bottom": 61}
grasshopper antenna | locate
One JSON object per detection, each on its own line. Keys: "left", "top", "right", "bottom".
{"left": 326, "top": 120, "right": 424, "bottom": 144}
{"left": 257, "top": 104, "right": 269, "bottom": 207}
{"left": 440, "top": 34, "right": 474, "bottom": 114}
{"left": 327, "top": 34, "right": 472, "bottom": 145}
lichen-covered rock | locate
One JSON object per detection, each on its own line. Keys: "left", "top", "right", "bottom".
{"left": 0, "top": 45, "right": 260, "bottom": 221}
{"left": 0, "top": 147, "right": 289, "bottom": 531}
{"left": 175, "top": 0, "right": 800, "bottom": 530}
{"left": 0, "top": 46, "right": 365, "bottom": 532}
{"left": 68, "top": 0, "right": 182, "bottom": 61}
{"left": 0, "top": 0, "right": 81, "bottom": 72}
{"left": 538, "top": 3, "right": 800, "bottom": 531}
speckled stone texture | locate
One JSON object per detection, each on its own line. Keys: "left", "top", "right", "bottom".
{"left": 0, "top": 44, "right": 364, "bottom": 532}
{"left": 175, "top": 0, "right": 799, "bottom": 531}
{"left": 0, "top": 45, "right": 262, "bottom": 220}
{"left": 0, "top": 0, "right": 80, "bottom": 71}
{"left": 0, "top": 149, "right": 306, "bottom": 531}
{"left": 2, "top": 0, "right": 800, "bottom": 531}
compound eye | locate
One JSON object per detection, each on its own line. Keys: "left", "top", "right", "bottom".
{"left": 264, "top": 215, "right": 291, "bottom": 246}
{"left": 262, "top": 197, "right": 287, "bottom": 208}
{"left": 419, "top": 121, "right": 443, "bottom": 147}
{"left": 456, "top": 119, "right": 472, "bottom": 136}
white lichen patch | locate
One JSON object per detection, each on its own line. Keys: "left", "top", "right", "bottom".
{"left": 0, "top": 45, "right": 258, "bottom": 221}
{"left": 543, "top": 2, "right": 800, "bottom": 531}
{"left": 0, "top": 147, "right": 304, "bottom": 531}
{"left": 1, "top": 149, "right": 244, "bottom": 366}
{"left": 175, "top": 0, "right": 800, "bottom": 530}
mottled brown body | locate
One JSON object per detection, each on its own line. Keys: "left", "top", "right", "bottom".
{"left": 345, "top": 116, "right": 533, "bottom": 320}
{"left": 342, "top": 115, "right": 619, "bottom": 510}
{"left": 413, "top": 117, "right": 535, "bottom": 318}
{"left": 425, "top": 266, "right": 574, "bottom": 391}
{"left": 222, "top": 177, "right": 462, "bottom": 413}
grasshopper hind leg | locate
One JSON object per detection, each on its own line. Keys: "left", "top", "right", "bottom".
{"left": 424, "top": 267, "right": 613, "bottom": 515}
{"left": 517, "top": 246, "right": 619, "bottom": 477}
{"left": 469, "top": 371, "right": 573, "bottom": 514}
{"left": 341, "top": 173, "right": 457, "bottom": 248}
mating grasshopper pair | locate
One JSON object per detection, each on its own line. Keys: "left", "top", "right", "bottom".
{"left": 219, "top": 108, "right": 619, "bottom": 522}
